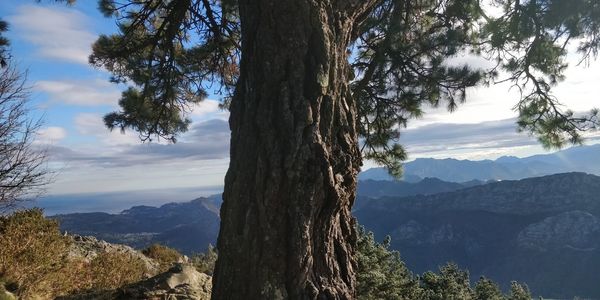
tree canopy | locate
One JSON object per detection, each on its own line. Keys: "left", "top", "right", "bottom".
{"left": 85, "top": 0, "right": 600, "bottom": 175}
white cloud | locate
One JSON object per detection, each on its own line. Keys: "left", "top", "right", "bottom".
{"left": 190, "top": 99, "right": 230, "bottom": 122}
{"left": 74, "top": 113, "right": 140, "bottom": 146}
{"left": 191, "top": 99, "right": 221, "bottom": 116}
{"left": 36, "top": 126, "right": 67, "bottom": 144}
{"left": 398, "top": 117, "right": 600, "bottom": 160}
{"left": 408, "top": 45, "right": 600, "bottom": 129}
{"left": 7, "top": 5, "right": 96, "bottom": 64}
{"left": 36, "top": 79, "right": 121, "bottom": 107}
{"left": 45, "top": 118, "right": 231, "bottom": 194}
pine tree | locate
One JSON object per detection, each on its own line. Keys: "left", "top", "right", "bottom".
{"left": 355, "top": 226, "right": 421, "bottom": 299}
{"left": 474, "top": 277, "right": 505, "bottom": 300}
{"left": 38, "top": 0, "right": 600, "bottom": 298}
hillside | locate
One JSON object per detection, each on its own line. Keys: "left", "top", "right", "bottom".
{"left": 354, "top": 172, "right": 600, "bottom": 298}
{"left": 355, "top": 177, "right": 482, "bottom": 211}
{"left": 54, "top": 196, "right": 221, "bottom": 254}
{"left": 359, "top": 143, "right": 600, "bottom": 182}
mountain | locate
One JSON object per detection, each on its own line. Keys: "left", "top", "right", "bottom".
{"left": 354, "top": 172, "right": 600, "bottom": 299}
{"left": 358, "top": 168, "right": 422, "bottom": 182}
{"left": 355, "top": 177, "right": 483, "bottom": 211}
{"left": 54, "top": 196, "right": 221, "bottom": 254}
{"left": 359, "top": 143, "right": 600, "bottom": 182}
{"left": 357, "top": 177, "right": 469, "bottom": 198}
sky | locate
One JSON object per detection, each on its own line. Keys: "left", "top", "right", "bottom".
{"left": 0, "top": 1, "right": 599, "bottom": 197}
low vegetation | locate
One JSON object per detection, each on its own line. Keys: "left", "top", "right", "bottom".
{"left": 0, "top": 209, "right": 148, "bottom": 299}
{"left": 142, "top": 243, "right": 182, "bottom": 273}
{"left": 0, "top": 209, "right": 73, "bottom": 298}
{"left": 190, "top": 244, "right": 218, "bottom": 275}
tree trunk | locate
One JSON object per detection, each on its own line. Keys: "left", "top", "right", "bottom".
{"left": 212, "top": 1, "right": 369, "bottom": 299}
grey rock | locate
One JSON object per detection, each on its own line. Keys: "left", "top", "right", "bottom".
{"left": 67, "top": 234, "right": 159, "bottom": 275}
{"left": 118, "top": 263, "right": 212, "bottom": 300}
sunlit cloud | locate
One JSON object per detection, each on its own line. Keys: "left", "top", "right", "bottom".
{"left": 7, "top": 5, "right": 96, "bottom": 64}
{"left": 36, "top": 79, "right": 121, "bottom": 107}
{"left": 36, "top": 126, "right": 67, "bottom": 145}
{"left": 46, "top": 118, "right": 231, "bottom": 194}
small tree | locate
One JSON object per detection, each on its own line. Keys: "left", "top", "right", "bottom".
{"left": 142, "top": 243, "right": 182, "bottom": 272}
{"left": 474, "top": 277, "right": 505, "bottom": 300}
{"left": 509, "top": 281, "right": 532, "bottom": 300}
{"left": 0, "top": 22, "right": 50, "bottom": 210}
{"left": 0, "top": 65, "right": 49, "bottom": 210}
{"left": 355, "top": 226, "right": 421, "bottom": 299}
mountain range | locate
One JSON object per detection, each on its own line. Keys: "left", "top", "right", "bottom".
{"left": 354, "top": 172, "right": 600, "bottom": 299}
{"left": 55, "top": 195, "right": 221, "bottom": 254}
{"left": 359, "top": 143, "right": 600, "bottom": 182}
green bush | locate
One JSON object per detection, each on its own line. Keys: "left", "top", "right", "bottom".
{"left": 142, "top": 243, "right": 182, "bottom": 272}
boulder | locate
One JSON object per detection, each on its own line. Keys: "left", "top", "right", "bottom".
{"left": 67, "top": 235, "right": 159, "bottom": 275}
{"left": 117, "top": 263, "right": 212, "bottom": 300}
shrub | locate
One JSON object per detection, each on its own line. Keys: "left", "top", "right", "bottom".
{"left": 191, "top": 244, "right": 218, "bottom": 275}
{"left": 142, "top": 243, "right": 182, "bottom": 272}
{"left": 0, "top": 208, "right": 71, "bottom": 298}
{"left": 88, "top": 251, "right": 148, "bottom": 290}
{"left": 0, "top": 209, "right": 150, "bottom": 298}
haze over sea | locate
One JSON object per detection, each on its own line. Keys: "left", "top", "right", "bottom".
{"left": 29, "top": 186, "right": 223, "bottom": 215}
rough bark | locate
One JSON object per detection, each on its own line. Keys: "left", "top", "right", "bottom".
{"left": 212, "top": 1, "right": 372, "bottom": 299}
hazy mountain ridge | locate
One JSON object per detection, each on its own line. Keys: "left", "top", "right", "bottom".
{"left": 359, "top": 144, "right": 600, "bottom": 182}
{"left": 354, "top": 177, "right": 484, "bottom": 211}
{"left": 54, "top": 196, "right": 221, "bottom": 254}
{"left": 357, "top": 177, "right": 482, "bottom": 198}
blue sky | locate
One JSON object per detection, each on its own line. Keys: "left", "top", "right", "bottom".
{"left": 0, "top": 1, "right": 599, "bottom": 196}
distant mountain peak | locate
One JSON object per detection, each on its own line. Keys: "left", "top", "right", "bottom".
{"left": 359, "top": 143, "right": 600, "bottom": 182}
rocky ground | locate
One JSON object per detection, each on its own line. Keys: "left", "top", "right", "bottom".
{"left": 65, "top": 235, "right": 212, "bottom": 300}
{"left": 0, "top": 234, "right": 212, "bottom": 300}
{"left": 58, "top": 263, "right": 212, "bottom": 300}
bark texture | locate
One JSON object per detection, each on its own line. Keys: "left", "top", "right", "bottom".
{"left": 213, "top": 1, "right": 373, "bottom": 299}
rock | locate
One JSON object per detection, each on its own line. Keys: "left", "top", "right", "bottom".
{"left": 117, "top": 263, "right": 212, "bottom": 300}
{"left": 57, "top": 264, "right": 211, "bottom": 300}
{"left": 67, "top": 235, "right": 159, "bottom": 275}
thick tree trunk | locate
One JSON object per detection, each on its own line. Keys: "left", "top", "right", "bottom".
{"left": 212, "top": 1, "right": 369, "bottom": 299}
